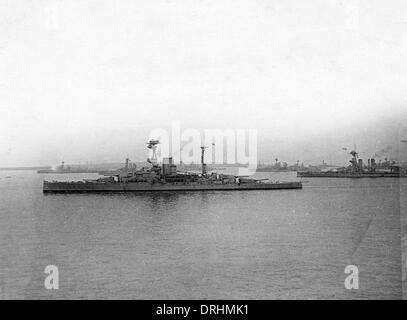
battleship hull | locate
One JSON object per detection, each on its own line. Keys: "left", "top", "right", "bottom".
{"left": 43, "top": 181, "right": 302, "bottom": 193}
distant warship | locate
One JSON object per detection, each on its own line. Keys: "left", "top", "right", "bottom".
{"left": 297, "top": 150, "right": 403, "bottom": 178}
{"left": 43, "top": 140, "right": 302, "bottom": 193}
{"left": 37, "top": 162, "right": 99, "bottom": 174}
{"left": 256, "top": 159, "right": 336, "bottom": 173}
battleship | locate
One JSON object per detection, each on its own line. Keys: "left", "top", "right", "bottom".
{"left": 43, "top": 140, "right": 302, "bottom": 193}
{"left": 257, "top": 159, "right": 339, "bottom": 173}
{"left": 297, "top": 150, "right": 404, "bottom": 178}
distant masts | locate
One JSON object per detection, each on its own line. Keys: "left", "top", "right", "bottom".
{"left": 211, "top": 142, "right": 215, "bottom": 164}
{"left": 200, "top": 146, "right": 208, "bottom": 175}
{"left": 146, "top": 139, "right": 160, "bottom": 166}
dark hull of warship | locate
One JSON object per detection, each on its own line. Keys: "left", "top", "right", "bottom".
{"left": 43, "top": 181, "right": 302, "bottom": 193}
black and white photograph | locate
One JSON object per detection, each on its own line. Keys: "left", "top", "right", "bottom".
{"left": 0, "top": 0, "right": 406, "bottom": 304}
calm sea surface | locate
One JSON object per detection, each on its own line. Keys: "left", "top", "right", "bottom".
{"left": 0, "top": 170, "right": 404, "bottom": 299}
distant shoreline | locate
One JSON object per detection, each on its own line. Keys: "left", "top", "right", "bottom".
{"left": 0, "top": 166, "right": 51, "bottom": 171}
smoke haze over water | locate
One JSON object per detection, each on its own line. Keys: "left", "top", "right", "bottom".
{"left": 0, "top": 0, "right": 406, "bottom": 166}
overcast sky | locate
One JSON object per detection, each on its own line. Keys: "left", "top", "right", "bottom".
{"left": 0, "top": 0, "right": 406, "bottom": 166}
